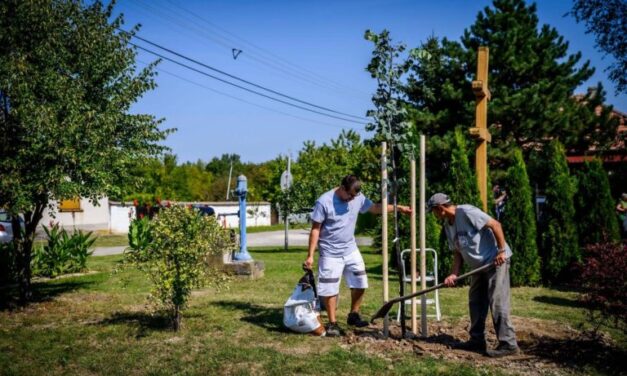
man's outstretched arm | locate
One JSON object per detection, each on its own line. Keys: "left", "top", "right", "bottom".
{"left": 368, "top": 203, "right": 411, "bottom": 215}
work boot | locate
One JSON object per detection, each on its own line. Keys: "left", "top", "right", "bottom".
{"left": 325, "top": 322, "right": 342, "bottom": 337}
{"left": 347, "top": 311, "right": 369, "bottom": 327}
{"left": 486, "top": 343, "right": 520, "bottom": 358}
{"left": 451, "top": 339, "right": 487, "bottom": 353}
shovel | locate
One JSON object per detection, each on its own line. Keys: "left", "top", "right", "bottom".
{"left": 370, "top": 262, "right": 495, "bottom": 323}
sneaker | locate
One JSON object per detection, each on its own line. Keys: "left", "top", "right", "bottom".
{"left": 347, "top": 312, "right": 369, "bottom": 327}
{"left": 325, "top": 322, "right": 342, "bottom": 337}
{"left": 486, "top": 344, "right": 520, "bottom": 358}
{"left": 451, "top": 339, "right": 487, "bottom": 353}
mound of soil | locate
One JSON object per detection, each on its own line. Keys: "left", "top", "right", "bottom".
{"left": 340, "top": 316, "right": 625, "bottom": 375}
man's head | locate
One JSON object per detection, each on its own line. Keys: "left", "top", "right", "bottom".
{"left": 427, "top": 193, "right": 453, "bottom": 220}
{"left": 622, "top": 193, "right": 627, "bottom": 201}
{"left": 339, "top": 174, "right": 362, "bottom": 201}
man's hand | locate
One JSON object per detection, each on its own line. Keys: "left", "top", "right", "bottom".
{"left": 494, "top": 251, "right": 507, "bottom": 266}
{"left": 444, "top": 274, "right": 458, "bottom": 287}
{"left": 398, "top": 205, "right": 412, "bottom": 215}
{"left": 303, "top": 256, "right": 314, "bottom": 270}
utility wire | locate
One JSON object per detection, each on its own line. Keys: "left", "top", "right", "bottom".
{"left": 137, "top": 59, "right": 359, "bottom": 131}
{"left": 123, "top": 30, "right": 368, "bottom": 121}
{"left": 130, "top": 0, "right": 363, "bottom": 98}
{"left": 158, "top": 0, "right": 370, "bottom": 97}
{"left": 130, "top": 42, "right": 367, "bottom": 125}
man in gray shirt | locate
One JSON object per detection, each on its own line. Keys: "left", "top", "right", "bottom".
{"left": 428, "top": 193, "right": 519, "bottom": 357}
{"left": 304, "top": 175, "right": 411, "bottom": 337}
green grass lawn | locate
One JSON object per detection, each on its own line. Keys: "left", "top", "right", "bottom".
{"left": 0, "top": 248, "right": 623, "bottom": 375}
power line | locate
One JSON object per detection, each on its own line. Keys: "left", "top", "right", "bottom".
{"left": 123, "top": 30, "right": 368, "bottom": 121}
{"left": 137, "top": 60, "right": 360, "bottom": 131}
{"left": 130, "top": 41, "right": 367, "bottom": 125}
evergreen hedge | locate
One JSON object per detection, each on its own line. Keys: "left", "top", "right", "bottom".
{"left": 539, "top": 141, "right": 580, "bottom": 284}
{"left": 502, "top": 149, "right": 541, "bottom": 286}
{"left": 574, "top": 159, "right": 621, "bottom": 246}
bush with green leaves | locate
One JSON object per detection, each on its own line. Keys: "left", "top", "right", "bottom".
{"left": 124, "top": 205, "right": 235, "bottom": 330}
{"left": 502, "top": 149, "right": 541, "bottom": 286}
{"left": 574, "top": 159, "right": 620, "bottom": 246}
{"left": 538, "top": 141, "right": 580, "bottom": 284}
{"left": 32, "top": 224, "right": 96, "bottom": 278}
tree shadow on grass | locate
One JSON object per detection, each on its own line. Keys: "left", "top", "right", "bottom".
{"left": 520, "top": 335, "right": 626, "bottom": 375}
{"left": 0, "top": 280, "right": 95, "bottom": 311}
{"left": 214, "top": 300, "right": 290, "bottom": 333}
{"left": 96, "top": 311, "right": 175, "bottom": 338}
{"left": 532, "top": 295, "right": 582, "bottom": 309}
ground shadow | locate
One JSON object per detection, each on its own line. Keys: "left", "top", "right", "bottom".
{"left": 214, "top": 300, "right": 290, "bottom": 333}
{"left": 97, "top": 311, "right": 174, "bottom": 338}
{"left": 0, "top": 280, "right": 94, "bottom": 311}
{"left": 520, "top": 335, "right": 626, "bottom": 375}
{"left": 532, "top": 295, "right": 582, "bottom": 309}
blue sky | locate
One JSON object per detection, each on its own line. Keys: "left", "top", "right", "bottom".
{"left": 114, "top": 0, "right": 626, "bottom": 164}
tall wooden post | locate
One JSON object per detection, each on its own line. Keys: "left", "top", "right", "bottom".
{"left": 381, "top": 142, "right": 389, "bottom": 337}
{"left": 470, "top": 47, "right": 492, "bottom": 212}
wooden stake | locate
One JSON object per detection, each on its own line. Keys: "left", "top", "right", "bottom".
{"left": 420, "top": 135, "right": 428, "bottom": 337}
{"left": 381, "top": 142, "right": 389, "bottom": 337}
{"left": 410, "top": 158, "right": 417, "bottom": 334}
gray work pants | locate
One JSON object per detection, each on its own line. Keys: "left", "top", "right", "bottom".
{"left": 468, "top": 260, "right": 517, "bottom": 347}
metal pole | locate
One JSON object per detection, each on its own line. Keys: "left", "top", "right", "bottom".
{"left": 233, "top": 175, "right": 252, "bottom": 261}
{"left": 284, "top": 154, "right": 291, "bottom": 251}
{"left": 410, "top": 158, "right": 417, "bottom": 335}
{"left": 226, "top": 161, "right": 233, "bottom": 200}
{"left": 381, "top": 142, "right": 389, "bottom": 337}
{"left": 420, "top": 135, "right": 428, "bottom": 337}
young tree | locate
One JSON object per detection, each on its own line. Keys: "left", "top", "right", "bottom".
{"left": 539, "top": 141, "right": 580, "bottom": 284}
{"left": 0, "top": 0, "right": 171, "bottom": 302}
{"left": 124, "top": 206, "right": 234, "bottom": 330}
{"left": 571, "top": 0, "right": 627, "bottom": 95}
{"left": 503, "top": 149, "right": 541, "bottom": 286}
{"left": 574, "top": 159, "right": 621, "bottom": 246}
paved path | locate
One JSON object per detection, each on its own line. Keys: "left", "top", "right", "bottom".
{"left": 92, "top": 229, "right": 373, "bottom": 256}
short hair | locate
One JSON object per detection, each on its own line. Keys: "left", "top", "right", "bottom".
{"left": 341, "top": 174, "right": 361, "bottom": 193}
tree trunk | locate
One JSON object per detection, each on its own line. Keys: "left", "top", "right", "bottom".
{"left": 14, "top": 203, "right": 45, "bottom": 304}
{"left": 173, "top": 305, "right": 181, "bottom": 331}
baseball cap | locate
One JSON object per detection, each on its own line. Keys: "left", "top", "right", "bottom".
{"left": 427, "top": 193, "right": 451, "bottom": 211}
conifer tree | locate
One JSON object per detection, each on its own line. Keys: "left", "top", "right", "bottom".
{"left": 574, "top": 159, "right": 621, "bottom": 246}
{"left": 503, "top": 149, "right": 540, "bottom": 286}
{"left": 437, "top": 129, "right": 481, "bottom": 278}
{"left": 539, "top": 141, "right": 579, "bottom": 284}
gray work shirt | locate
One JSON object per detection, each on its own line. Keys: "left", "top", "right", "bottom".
{"left": 311, "top": 188, "right": 373, "bottom": 257}
{"left": 443, "top": 204, "right": 512, "bottom": 269}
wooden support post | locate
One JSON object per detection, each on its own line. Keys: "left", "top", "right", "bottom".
{"left": 410, "top": 158, "right": 417, "bottom": 334}
{"left": 381, "top": 142, "right": 389, "bottom": 337}
{"left": 470, "top": 47, "right": 491, "bottom": 212}
{"left": 420, "top": 135, "right": 427, "bottom": 337}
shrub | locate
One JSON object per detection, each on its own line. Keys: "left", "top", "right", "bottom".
{"left": 0, "top": 242, "right": 18, "bottom": 285}
{"left": 574, "top": 159, "right": 621, "bottom": 246}
{"left": 32, "top": 224, "right": 96, "bottom": 277}
{"left": 576, "top": 241, "right": 626, "bottom": 334}
{"left": 538, "top": 141, "right": 579, "bottom": 284}
{"left": 123, "top": 205, "right": 235, "bottom": 330}
{"left": 503, "top": 148, "right": 541, "bottom": 286}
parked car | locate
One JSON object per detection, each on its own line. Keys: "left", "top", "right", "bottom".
{"left": 194, "top": 205, "right": 215, "bottom": 217}
{"left": 0, "top": 211, "right": 24, "bottom": 244}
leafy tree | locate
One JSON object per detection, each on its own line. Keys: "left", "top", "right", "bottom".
{"left": 0, "top": 0, "right": 170, "bottom": 302}
{"left": 571, "top": 0, "right": 627, "bottom": 95}
{"left": 574, "top": 159, "right": 621, "bottom": 246}
{"left": 436, "top": 129, "right": 481, "bottom": 279}
{"left": 124, "top": 206, "right": 234, "bottom": 330}
{"left": 502, "top": 149, "right": 540, "bottom": 286}
{"left": 539, "top": 141, "right": 579, "bottom": 284}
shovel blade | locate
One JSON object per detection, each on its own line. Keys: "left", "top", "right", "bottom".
{"left": 370, "top": 300, "right": 395, "bottom": 323}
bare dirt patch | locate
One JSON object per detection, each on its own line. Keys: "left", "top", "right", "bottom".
{"left": 341, "top": 316, "right": 625, "bottom": 375}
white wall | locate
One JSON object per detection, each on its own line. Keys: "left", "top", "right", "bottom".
{"left": 41, "top": 197, "right": 110, "bottom": 232}
{"left": 108, "top": 201, "right": 272, "bottom": 233}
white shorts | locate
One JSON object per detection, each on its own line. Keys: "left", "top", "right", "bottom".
{"left": 317, "top": 250, "right": 368, "bottom": 297}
